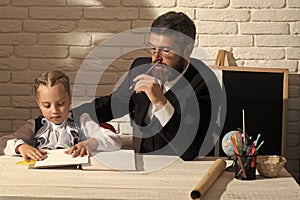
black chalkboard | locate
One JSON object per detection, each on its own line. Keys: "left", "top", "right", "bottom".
{"left": 218, "top": 67, "right": 288, "bottom": 156}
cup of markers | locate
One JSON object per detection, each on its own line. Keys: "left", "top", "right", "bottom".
{"left": 234, "top": 153, "right": 256, "bottom": 180}
{"left": 231, "top": 133, "right": 264, "bottom": 180}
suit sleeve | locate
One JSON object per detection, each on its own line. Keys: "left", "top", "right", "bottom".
{"left": 72, "top": 57, "right": 152, "bottom": 124}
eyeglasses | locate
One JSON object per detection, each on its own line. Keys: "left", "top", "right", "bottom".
{"left": 146, "top": 43, "right": 175, "bottom": 57}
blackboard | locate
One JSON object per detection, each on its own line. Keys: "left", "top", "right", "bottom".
{"left": 218, "top": 67, "right": 288, "bottom": 156}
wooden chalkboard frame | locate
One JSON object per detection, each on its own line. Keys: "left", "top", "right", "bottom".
{"left": 217, "top": 66, "right": 288, "bottom": 156}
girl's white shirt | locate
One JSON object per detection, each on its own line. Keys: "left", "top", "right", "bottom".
{"left": 4, "top": 113, "right": 122, "bottom": 156}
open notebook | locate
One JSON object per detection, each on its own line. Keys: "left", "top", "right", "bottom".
{"left": 31, "top": 149, "right": 89, "bottom": 169}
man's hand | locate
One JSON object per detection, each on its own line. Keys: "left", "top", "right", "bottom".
{"left": 133, "top": 74, "right": 167, "bottom": 108}
{"left": 17, "top": 143, "right": 47, "bottom": 161}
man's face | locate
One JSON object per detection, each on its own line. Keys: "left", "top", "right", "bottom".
{"left": 148, "top": 32, "right": 188, "bottom": 82}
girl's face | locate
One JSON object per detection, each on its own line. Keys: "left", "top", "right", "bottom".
{"left": 36, "top": 83, "right": 71, "bottom": 125}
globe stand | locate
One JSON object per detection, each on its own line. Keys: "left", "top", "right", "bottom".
{"left": 225, "top": 156, "right": 237, "bottom": 172}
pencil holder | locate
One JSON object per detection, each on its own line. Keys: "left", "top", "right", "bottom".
{"left": 234, "top": 154, "right": 256, "bottom": 180}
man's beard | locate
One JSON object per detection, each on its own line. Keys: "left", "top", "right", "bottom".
{"left": 151, "top": 57, "right": 186, "bottom": 84}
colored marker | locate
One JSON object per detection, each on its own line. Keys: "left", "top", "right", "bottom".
{"left": 246, "top": 142, "right": 255, "bottom": 156}
{"left": 254, "top": 133, "right": 261, "bottom": 147}
{"left": 231, "top": 136, "right": 247, "bottom": 179}
{"left": 234, "top": 132, "right": 238, "bottom": 147}
{"left": 255, "top": 141, "right": 264, "bottom": 152}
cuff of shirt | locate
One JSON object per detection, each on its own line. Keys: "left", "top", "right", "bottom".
{"left": 153, "top": 100, "right": 174, "bottom": 127}
{"left": 4, "top": 139, "right": 25, "bottom": 156}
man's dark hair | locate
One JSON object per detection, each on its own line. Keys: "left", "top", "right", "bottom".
{"left": 150, "top": 11, "right": 196, "bottom": 45}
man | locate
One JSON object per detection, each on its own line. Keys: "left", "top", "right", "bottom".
{"left": 73, "top": 11, "right": 219, "bottom": 160}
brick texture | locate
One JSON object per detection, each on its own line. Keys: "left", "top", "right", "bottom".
{"left": 29, "top": 7, "right": 82, "bottom": 19}
{"left": 0, "top": 46, "right": 13, "bottom": 57}
{"left": 0, "top": 0, "right": 10, "bottom": 6}
{"left": 123, "top": 0, "right": 175, "bottom": 7}
{"left": 23, "top": 20, "right": 76, "bottom": 32}
{"left": 38, "top": 33, "right": 91, "bottom": 46}
{"left": 12, "top": 0, "right": 67, "bottom": 6}
{"left": 15, "top": 46, "right": 68, "bottom": 58}
{"left": 0, "top": 0, "right": 299, "bottom": 183}
{"left": 252, "top": 10, "right": 300, "bottom": 21}
{"left": 84, "top": 8, "right": 138, "bottom": 20}
{"left": 196, "top": 22, "right": 238, "bottom": 34}
{"left": 240, "top": 22, "right": 289, "bottom": 34}
{"left": 196, "top": 9, "right": 250, "bottom": 21}
{"left": 0, "top": 96, "right": 10, "bottom": 107}
{"left": 0, "top": 20, "right": 22, "bottom": 32}
{"left": 0, "top": 33, "right": 36, "bottom": 45}
{"left": 177, "top": 0, "right": 229, "bottom": 8}
{"left": 232, "top": 0, "right": 285, "bottom": 8}
{"left": 288, "top": 0, "right": 300, "bottom": 8}
{"left": 0, "top": 57, "right": 28, "bottom": 70}
{"left": 233, "top": 48, "right": 285, "bottom": 59}
{"left": 0, "top": 71, "right": 11, "bottom": 82}
{"left": 0, "top": 7, "right": 27, "bottom": 19}
{"left": 67, "top": 0, "right": 121, "bottom": 7}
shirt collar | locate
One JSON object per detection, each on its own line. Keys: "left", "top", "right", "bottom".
{"left": 48, "top": 113, "right": 72, "bottom": 129}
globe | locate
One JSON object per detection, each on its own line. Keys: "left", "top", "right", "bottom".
{"left": 222, "top": 130, "right": 243, "bottom": 157}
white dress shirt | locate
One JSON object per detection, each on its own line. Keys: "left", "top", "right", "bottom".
{"left": 4, "top": 113, "right": 122, "bottom": 156}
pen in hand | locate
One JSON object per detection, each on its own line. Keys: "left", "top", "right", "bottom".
{"left": 64, "top": 143, "right": 70, "bottom": 149}
{"left": 129, "top": 60, "right": 161, "bottom": 90}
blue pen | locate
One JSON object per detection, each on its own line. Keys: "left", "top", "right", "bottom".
{"left": 129, "top": 60, "right": 161, "bottom": 90}
{"left": 254, "top": 133, "right": 261, "bottom": 147}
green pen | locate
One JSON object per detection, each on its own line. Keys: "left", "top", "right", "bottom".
{"left": 64, "top": 143, "right": 70, "bottom": 149}
{"left": 255, "top": 141, "right": 264, "bottom": 153}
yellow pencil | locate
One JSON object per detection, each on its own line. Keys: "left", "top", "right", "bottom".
{"left": 15, "top": 159, "right": 36, "bottom": 165}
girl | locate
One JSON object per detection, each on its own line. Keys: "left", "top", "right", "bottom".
{"left": 0, "top": 71, "right": 122, "bottom": 161}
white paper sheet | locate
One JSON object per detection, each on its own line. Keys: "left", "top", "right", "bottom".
{"left": 92, "top": 149, "right": 136, "bottom": 171}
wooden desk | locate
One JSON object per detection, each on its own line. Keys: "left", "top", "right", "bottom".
{"left": 0, "top": 155, "right": 299, "bottom": 200}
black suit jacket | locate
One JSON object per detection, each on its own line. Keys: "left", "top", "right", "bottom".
{"left": 73, "top": 57, "right": 219, "bottom": 160}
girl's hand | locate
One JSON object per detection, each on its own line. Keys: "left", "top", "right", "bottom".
{"left": 17, "top": 143, "right": 47, "bottom": 161}
{"left": 65, "top": 141, "right": 91, "bottom": 158}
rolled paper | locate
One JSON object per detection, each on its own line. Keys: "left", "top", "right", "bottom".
{"left": 190, "top": 159, "right": 226, "bottom": 199}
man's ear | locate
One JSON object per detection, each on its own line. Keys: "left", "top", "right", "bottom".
{"left": 183, "top": 43, "right": 194, "bottom": 58}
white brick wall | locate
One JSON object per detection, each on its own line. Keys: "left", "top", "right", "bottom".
{"left": 0, "top": 0, "right": 299, "bottom": 182}
{"left": 232, "top": 0, "right": 285, "bottom": 8}
{"left": 240, "top": 22, "right": 289, "bottom": 34}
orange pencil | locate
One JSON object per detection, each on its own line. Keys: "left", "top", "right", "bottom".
{"left": 231, "top": 136, "right": 247, "bottom": 179}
